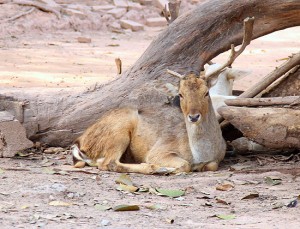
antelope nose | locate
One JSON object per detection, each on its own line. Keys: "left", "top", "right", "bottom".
{"left": 188, "top": 114, "right": 201, "bottom": 123}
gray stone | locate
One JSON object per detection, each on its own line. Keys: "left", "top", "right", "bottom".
{"left": 107, "top": 8, "right": 127, "bottom": 19}
{"left": 120, "top": 19, "right": 144, "bottom": 31}
{"left": 0, "top": 111, "right": 33, "bottom": 157}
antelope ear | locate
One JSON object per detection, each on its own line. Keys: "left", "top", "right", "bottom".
{"left": 206, "top": 76, "right": 219, "bottom": 89}
{"left": 226, "top": 69, "right": 251, "bottom": 80}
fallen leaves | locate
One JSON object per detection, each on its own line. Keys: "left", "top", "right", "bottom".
{"left": 264, "top": 176, "right": 282, "bottom": 186}
{"left": 114, "top": 174, "right": 185, "bottom": 198}
{"left": 216, "top": 183, "right": 234, "bottom": 191}
{"left": 155, "top": 188, "right": 185, "bottom": 198}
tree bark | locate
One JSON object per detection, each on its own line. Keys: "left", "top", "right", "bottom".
{"left": 1, "top": 0, "right": 300, "bottom": 146}
{"left": 218, "top": 106, "right": 300, "bottom": 149}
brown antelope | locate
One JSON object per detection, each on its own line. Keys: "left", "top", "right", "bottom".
{"left": 72, "top": 17, "right": 254, "bottom": 174}
{"left": 72, "top": 73, "right": 226, "bottom": 174}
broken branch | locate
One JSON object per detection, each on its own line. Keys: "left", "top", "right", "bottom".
{"left": 12, "top": 0, "right": 61, "bottom": 19}
{"left": 5, "top": 7, "right": 35, "bottom": 22}
{"left": 224, "top": 96, "right": 300, "bottom": 107}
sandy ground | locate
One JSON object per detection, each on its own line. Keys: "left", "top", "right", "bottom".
{"left": 0, "top": 150, "right": 300, "bottom": 228}
{"left": 1, "top": 27, "right": 299, "bottom": 90}
{"left": 0, "top": 1, "right": 300, "bottom": 228}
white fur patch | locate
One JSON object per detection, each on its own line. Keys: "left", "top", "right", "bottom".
{"left": 71, "top": 144, "right": 92, "bottom": 164}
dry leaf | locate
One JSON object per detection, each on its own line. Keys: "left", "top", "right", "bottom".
{"left": 115, "top": 174, "right": 133, "bottom": 186}
{"left": 146, "top": 204, "right": 166, "bottom": 210}
{"left": 156, "top": 188, "right": 185, "bottom": 198}
{"left": 241, "top": 193, "right": 259, "bottom": 200}
{"left": 216, "top": 183, "right": 234, "bottom": 191}
{"left": 117, "top": 184, "right": 139, "bottom": 193}
{"left": 94, "top": 204, "right": 111, "bottom": 211}
{"left": 264, "top": 176, "right": 282, "bottom": 186}
{"left": 216, "top": 198, "right": 231, "bottom": 205}
{"left": 216, "top": 214, "right": 236, "bottom": 220}
{"left": 113, "top": 204, "right": 140, "bottom": 211}
{"left": 49, "top": 201, "right": 72, "bottom": 207}
{"left": 166, "top": 218, "right": 174, "bottom": 224}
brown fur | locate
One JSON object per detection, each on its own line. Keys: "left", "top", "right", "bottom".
{"left": 73, "top": 74, "right": 226, "bottom": 174}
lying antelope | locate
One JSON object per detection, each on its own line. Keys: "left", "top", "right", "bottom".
{"left": 206, "top": 63, "right": 250, "bottom": 119}
{"left": 72, "top": 73, "right": 226, "bottom": 174}
{"left": 72, "top": 17, "right": 254, "bottom": 174}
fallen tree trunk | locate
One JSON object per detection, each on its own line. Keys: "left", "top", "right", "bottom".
{"left": 1, "top": 0, "right": 300, "bottom": 146}
{"left": 218, "top": 106, "right": 300, "bottom": 149}
{"left": 224, "top": 96, "right": 300, "bottom": 107}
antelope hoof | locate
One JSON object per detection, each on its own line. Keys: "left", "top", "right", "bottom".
{"left": 202, "top": 161, "right": 218, "bottom": 171}
{"left": 153, "top": 167, "right": 176, "bottom": 174}
{"left": 74, "top": 161, "right": 86, "bottom": 168}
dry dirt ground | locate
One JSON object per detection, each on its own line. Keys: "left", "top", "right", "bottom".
{"left": 1, "top": 1, "right": 300, "bottom": 228}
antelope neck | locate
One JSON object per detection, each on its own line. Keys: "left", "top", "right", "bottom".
{"left": 185, "top": 101, "right": 220, "bottom": 164}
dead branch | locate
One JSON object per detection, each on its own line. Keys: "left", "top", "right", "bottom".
{"left": 239, "top": 52, "right": 300, "bottom": 98}
{"left": 167, "top": 69, "right": 184, "bottom": 78}
{"left": 205, "top": 17, "right": 254, "bottom": 80}
{"left": 255, "top": 65, "right": 300, "bottom": 98}
{"left": 115, "top": 58, "right": 122, "bottom": 74}
{"left": 224, "top": 96, "right": 300, "bottom": 107}
{"left": 162, "top": 0, "right": 181, "bottom": 24}
{"left": 12, "top": 0, "right": 61, "bottom": 19}
{"left": 5, "top": 7, "right": 35, "bottom": 22}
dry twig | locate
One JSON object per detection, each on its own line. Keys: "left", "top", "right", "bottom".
{"left": 5, "top": 7, "right": 35, "bottom": 22}
{"left": 12, "top": 0, "right": 61, "bottom": 19}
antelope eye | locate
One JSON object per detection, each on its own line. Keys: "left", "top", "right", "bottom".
{"left": 179, "top": 93, "right": 184, "bottom": 98}
{"left": 205, "top": 91, "right": 209, "bottom": 97}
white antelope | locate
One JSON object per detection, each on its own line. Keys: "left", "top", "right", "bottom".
{"left": 206, "top": 63, "right": 250, "bottom": 119}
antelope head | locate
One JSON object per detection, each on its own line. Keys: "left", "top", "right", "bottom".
{"left": 167, "top": 70, "right": 215, "bottom": 124}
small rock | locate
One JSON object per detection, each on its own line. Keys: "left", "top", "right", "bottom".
{"left": 109, "top": 22, "right": 121, "bottom": 30}
{"left": 61, "top": 8, "right": 86, "bottom": 19}
{"left": 67, "top": 192, "right": 74, "bottom": 198}
{"left": 120, "top": 19, "right": 144, "bottom": 31}
{"left": 107, "top": 8, "right": 127, "bottom": 19}
{"left": 92, "top": 5, "right": 114, "bottom": 12}
{"left": 100, "top": 219, "right": 111, "bottom": 226}
{"left": 113, "top": 0, "right": 128, "bottom": 8}
{"left": 146, "top": 17, "right": 167, "bottom": 27}
{"left": 139, "top": 0, "right": 153, "bottom": 5}
{"left": 77, "top": 37, "right": 92, "bottom": 43}
{"left": 51, "top": 183, "right": 67, "bottom": 192}
{"left": 128, "top": 2, "right": 143, "bottom": 10}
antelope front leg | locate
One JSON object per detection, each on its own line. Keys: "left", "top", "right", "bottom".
{"left": 105, "top": 161, "right": 161, "bottom": 174}
{"left": 192, "top": 161, "right": 219, "bottom": 172}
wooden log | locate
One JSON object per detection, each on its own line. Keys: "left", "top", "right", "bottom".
{"left": 224, "top": 96, "right": 300, "bottom": 107}
{"left": 1, "top": 0, "right": 300, "bottom": 146}
{"left": 218, "top": 106, "right": 300, "bottom": 149}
